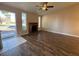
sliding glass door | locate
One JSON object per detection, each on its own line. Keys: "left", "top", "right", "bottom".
{"left": 0, "top": 10, "right": 17, "bottom": 39}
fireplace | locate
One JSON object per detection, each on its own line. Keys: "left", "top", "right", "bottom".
{"left": 29, "top": 23, "right": 38, "bottom": 33}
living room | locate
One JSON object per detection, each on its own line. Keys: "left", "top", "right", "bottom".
{"left": 0, "top": 2, "right": 79, "bottom": 56}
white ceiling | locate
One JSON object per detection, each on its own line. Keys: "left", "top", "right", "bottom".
{"left": 1, "top": 2, "right": 77, "bottom": 15}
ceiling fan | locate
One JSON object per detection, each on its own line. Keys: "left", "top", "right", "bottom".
{"left": 36, "top": 2, "right": 54, "bottom": 11}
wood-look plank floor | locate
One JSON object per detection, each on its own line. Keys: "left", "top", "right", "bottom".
{"left": 1, "top": 31, "right": 79, "bottom": 56}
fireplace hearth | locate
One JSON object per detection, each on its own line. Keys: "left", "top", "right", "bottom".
{"left": 29, "top": 23, "right": 38, "bottom": 33}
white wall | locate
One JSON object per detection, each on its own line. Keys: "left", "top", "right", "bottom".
{"left": 42, "top": 4, "right": 79, "bottom": 37}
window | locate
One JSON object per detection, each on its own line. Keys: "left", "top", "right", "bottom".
{"left": 21, "top": 12, "right": 27, "bottom": 31}
{"left": 38, "top": 16, "right": 41, "bottom": 28}
{"left": 0, "top": 10, "right": 16, "bottom": 26}
{"left": 0, "top": 10, "right": 17, "bottom": 39}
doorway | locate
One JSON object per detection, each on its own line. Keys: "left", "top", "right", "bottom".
{"left": 0, "top": 10, "right": 17, "bottom": 39}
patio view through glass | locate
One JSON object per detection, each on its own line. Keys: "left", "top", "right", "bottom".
{"left": 0, "top": 10, "right": 17, "bottom": 39}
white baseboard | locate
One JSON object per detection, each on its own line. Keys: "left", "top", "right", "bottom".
{"left": 43, "top": 29, "right": 79, "bottom": 38}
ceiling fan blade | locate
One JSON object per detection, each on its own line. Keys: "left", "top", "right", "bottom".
{"left": 47, "top": 6, "right": 54, "bottom": 8}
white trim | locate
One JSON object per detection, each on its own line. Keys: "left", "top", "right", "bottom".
{"left": 43, "top": 29, "right": 79, "bottom": 38}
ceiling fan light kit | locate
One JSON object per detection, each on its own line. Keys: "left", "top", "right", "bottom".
{"left": 36, "top": 2, "right": 54, "bottom": 11}
{"left": 42, "top": 7, "right": 48, "bottom": 11}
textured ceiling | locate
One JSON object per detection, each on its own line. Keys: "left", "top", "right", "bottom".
{"left": 1, "top": 2, "right": 77, "bottom": 15}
